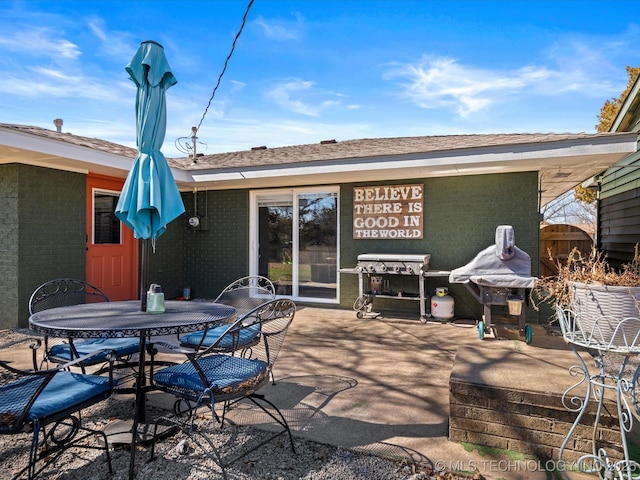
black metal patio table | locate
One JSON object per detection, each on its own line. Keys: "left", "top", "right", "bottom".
{"left": 29, "top": 300, "right": 237, "bottom": 479}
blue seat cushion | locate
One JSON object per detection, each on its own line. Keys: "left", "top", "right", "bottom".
{"left": 49, "top": 338, "right": 141, "bottom": 363}
{"left": 0, "top": 372, "right": 113, "bottom": 422}
{"left": 153, "top": 354, "right": 268, "bottom": 395}
{"left": 180, "top": 324, "right": 260, "bottom": 350}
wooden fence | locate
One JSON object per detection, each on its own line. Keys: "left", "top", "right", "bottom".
{"left": 539, "top": 224, "right": 593, "bottom": 277}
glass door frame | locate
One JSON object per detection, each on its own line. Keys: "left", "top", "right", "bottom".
{"left": 249, "top": 186, "right": 340, "bottom": 304}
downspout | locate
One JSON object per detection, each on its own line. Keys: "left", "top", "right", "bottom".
{"left": 537, "top": 169, "right": 552, "bottom": 224}
{"left": 595, "top": 177, "right": 602, "bottom": 250}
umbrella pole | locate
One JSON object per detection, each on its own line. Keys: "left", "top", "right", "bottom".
{"left": 140, "top": 238, "right": 149, "bottom": 311}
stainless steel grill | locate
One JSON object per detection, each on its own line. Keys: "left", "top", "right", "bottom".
{"left": 353, "top": 253, "right": 431, "bottom": 321}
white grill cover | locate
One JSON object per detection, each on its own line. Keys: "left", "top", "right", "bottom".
{"left": 449, "top": 226, "right": 537, "bottom": 288}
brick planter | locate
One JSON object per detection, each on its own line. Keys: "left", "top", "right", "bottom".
{"left": 449, "top": 377, "right": 622, "bottom": 463}
{"left": 448, "top": 330, "right": 634, "bottom": 464}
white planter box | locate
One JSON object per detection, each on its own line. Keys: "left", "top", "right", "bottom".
{"left": 570, "top": 282, "right": 640, "bottom": 348}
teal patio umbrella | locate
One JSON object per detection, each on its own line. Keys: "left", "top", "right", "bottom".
{"left": 116, "top": 40, "right": 185, "bottom": 312}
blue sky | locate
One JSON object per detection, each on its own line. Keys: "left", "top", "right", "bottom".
{"left": 1, "top": 0, "right": 640, "bottom": 158}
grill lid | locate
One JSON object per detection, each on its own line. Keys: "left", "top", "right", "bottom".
{"left": 356, "top": 253, "right": 430, "bottom": 275}
{"left": 357, "top": 253, "right": 430, "bottom": 263}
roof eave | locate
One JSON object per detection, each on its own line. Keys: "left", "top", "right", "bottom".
{"left": 0, "top": 126, "right": 135, "bottom": 177}
{"left": 610, "top": 75, "right": 640, "bottom": 132}
{"left": 185, "top": 133, "right": 638, "bottom": 206}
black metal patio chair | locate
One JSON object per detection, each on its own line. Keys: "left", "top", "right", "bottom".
{"left": 149, "top": 299, "right": 296, "bottom": 470}
{"left": 0, "top": 346, "right": 117, "bottom": 479}
{"left": 213, "top": 275, "right": 276, "bottom": 311}
{"left": 29, "top": 278, "right": 141, "bottom": 373}
{"left": 178, "top": 275, "right": 276, "bottom": 352}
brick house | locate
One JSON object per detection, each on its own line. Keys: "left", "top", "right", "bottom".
{"left": 1, "top": 122, "right": 637, "bottom": 329}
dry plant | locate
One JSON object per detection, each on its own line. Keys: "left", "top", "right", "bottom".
{"left": 531, "top": 244, "right": 640, "bottom": 310}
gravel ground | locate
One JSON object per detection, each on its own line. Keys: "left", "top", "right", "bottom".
{"left": 0, "top": 395, "right": 478, "bottom": 480}
{"left": 0, "top": 330, "right": 479, "bottom": 480}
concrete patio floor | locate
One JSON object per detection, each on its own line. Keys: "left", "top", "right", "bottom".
{"left": 1, "top": 306, "right": 619, "bottom": 479}
{"left": 219, "top": 306, "right": 601, "bottom": 480}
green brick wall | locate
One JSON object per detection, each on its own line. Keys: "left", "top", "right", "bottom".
{"left": 0, "top": 164, "right": 86, "bottom": 328}
{"left": 0, "top": 165, "right": 19, "bottom": 329}
{"left": 180, "top": 190, "right": 250, "bottom": 300}
{"left": 339, "top": 172, "right": 540, "bottom": 319}
{"left": 167, "top": 172, "right": 539, "bottom": 321}
{"left": 144, "top": 214, "right": 185, "bottom": 300}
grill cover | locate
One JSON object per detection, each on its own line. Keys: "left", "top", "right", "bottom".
{"left": 449, "top": 225, "right": 536, "bottom": 288}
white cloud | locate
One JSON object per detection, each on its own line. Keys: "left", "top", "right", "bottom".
{"left": 385, "top": 26, "right": 640, "bottom": 119}
{"left": 35, "top": 67, "right": 81, "bottom": 82}
{"left": 265, "top": 79, "right": 347, "bottom": 117}
{"left": 253, "top": 14, "right": 303, "bottom": 41}
{"left": 266, "top": 79, "right": 320, "bottom": 116}
{"left": 190, "top": 116, "right": 376, "bottom": 155}
{"left": 85, "top": 15, "right": 136, "bottom": 59}
{"left": 53, "top": 39, "right": 81, "bottom": 59}
{"left": 88, "top": 18, "right": 108, "bottom": 42}
{"left": 0, "top": 66, "right": 132, "bottom": 105}
{"left": 230, "top": 80, "right": 247, "bottom": 93}
{"left": 535, "top": 36, "right": 631, "bottom": 96}
{"left": 0, "top": 27, "right": 81, "bottom": 60}
{"left": 385, "top": 56, "right": 557, "bottom": 118}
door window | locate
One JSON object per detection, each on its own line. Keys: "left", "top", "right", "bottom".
{"left": 93, "top": 191, "right": 121, "bottom": 244}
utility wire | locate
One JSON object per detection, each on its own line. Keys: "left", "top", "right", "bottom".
{"left": 194, "top": 0, "right": 254, "bottom": 134}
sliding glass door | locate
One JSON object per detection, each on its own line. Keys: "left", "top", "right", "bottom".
{"left": 256, "top": 193, "right": 294, "bottom": 295}
{"left": 251, "top": 187, "right": 339, "bottom": 303}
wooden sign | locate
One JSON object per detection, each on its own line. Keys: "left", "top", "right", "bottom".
{"left": 353, "top": 184, "right": 423, "bottom": 239}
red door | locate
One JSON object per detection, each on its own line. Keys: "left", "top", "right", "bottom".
{"left": 86, "top": 174, "right": 138, "bottom": 300}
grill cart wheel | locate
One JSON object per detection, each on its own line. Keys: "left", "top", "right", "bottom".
{"left": 353, "top": 294, "right": 379, "bottom": 319}
{"left": 524, "top": 324, "right": 533, "bottom": 344}
{"left": 354, "top": 294, "right": 368, "bottom": 313}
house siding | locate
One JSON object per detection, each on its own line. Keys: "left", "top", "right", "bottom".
{"left": 2, "top": 165, "right": 540, "bottom": 328}
{"left": 144, "top": 213, "right": 185, "bottom": 301}
{"left": 599, "top": 84, "right": 640, "bottom": 269}
{"left": 179, "top": 189, "right": 250, "bottom": 300}
{"left": 340, "top": 172, "right": 539, "bottom": 318}
{"left": 599, "top": 99, "right": 640, "bottom": 269}
{"left": 0, "top": 164, "right": 85, "bottom": 328}
{"left": 0, "top": 165, "right": 19, "bottom": 329}
{"left": 598, "top": 152, "right": 640, "bottom": 268}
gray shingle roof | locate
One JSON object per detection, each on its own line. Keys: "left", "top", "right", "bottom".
{"left": 168, "top": 132, "right": 626, "bottom": 170}
{"left": 1, "top": 123, "right": 629, "bottom": 171}
{"left": 0, "top": 123, "right": 139, "bottom": 159}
